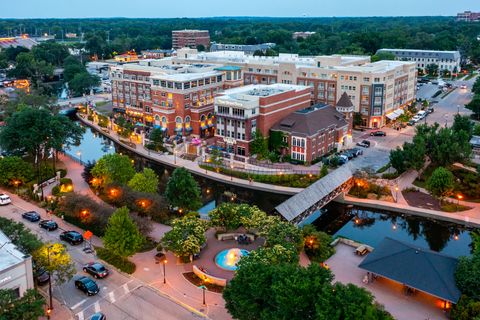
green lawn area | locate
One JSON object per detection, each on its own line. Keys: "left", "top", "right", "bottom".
{"left": 464, "top": 73, "right": 478, "bottom": 81}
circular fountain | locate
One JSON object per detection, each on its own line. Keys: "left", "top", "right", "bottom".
{"left": 215, "top": 248, "right": 249, "bottom": 271}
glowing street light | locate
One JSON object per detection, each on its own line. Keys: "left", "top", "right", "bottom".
{"left": 163, "top": 259, "right": 167, "bottom": 284}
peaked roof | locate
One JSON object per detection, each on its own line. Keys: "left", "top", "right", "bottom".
{"left": 336, "top": 92, "right": 354, "bottom": 108}
{"left": 270, "top": 104, "right": 349, "bottom": 137}
{"left": 358, "top": 237, "right": 461, "bottom": 303}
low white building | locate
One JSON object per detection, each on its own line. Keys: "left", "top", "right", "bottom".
{"left": 0, "top": 230, "right": 34, "bottom": 298}
{"left": 377, "top": 48, "right": 461, "bottom": 73}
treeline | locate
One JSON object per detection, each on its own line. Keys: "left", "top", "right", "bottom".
{"left": 0, "top": 17, "right": 479, "bottom": 62}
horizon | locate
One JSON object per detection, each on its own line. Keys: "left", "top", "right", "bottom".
{"left": 1, "top": 0, "right": 479, "bottom": 19}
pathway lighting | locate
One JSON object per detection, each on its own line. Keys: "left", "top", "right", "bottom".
{"left": 163, "top": 259, "right": 167, "bottom": 284}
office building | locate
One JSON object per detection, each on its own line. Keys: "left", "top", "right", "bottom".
{"left": 457, "top": 11, "right": 480, "bottom": 22}
{"left": 292, "top": 32, "right": 316, "bottom": 40}
{"left": 0, "top": 231, "right": 34, "bottom": 298}
{"left": 172, "top": 30, "right": 210, "bottom": 50}
{"left": 214, "top": 84, "right": 311, "bottom": 156}
{"left": 141, "top": 49, "right": 175, "bottom": 59}
{"left": 210, "top": 42, "right": 276, "bottom": 54}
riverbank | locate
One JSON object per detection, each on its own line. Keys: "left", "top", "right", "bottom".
{"left": 77, "top": 114, "right": 303, "bottom": 196}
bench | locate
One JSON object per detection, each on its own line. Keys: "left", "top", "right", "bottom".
{"left": 217, "top": 233, "right": 255, "bottom": 242}
{"left": 355, "top": 245, "right": 369, "bottom": 256}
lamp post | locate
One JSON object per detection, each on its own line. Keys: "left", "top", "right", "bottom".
{"left": 13, "top": 180, "right": 20, "bottom": 194}
{"left": 163, "top": 259, "right": 167, "bottom": 284}
{"left": 395, "top": 186, "right": 399, "bottom": 203}
{"left": 76, "top": 150, "right": 82, "bottom": 163}
{"left": 174, "top": 150, "right": 177, "bottom": 165}
{"left": 230, "top": 164, "right": 233, "bottom": 181}
{"left": 46, "top": 245, "right": 55, "bottom": 313}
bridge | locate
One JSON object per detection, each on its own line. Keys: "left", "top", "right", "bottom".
{"left": 275, "top": 165, "right": 354, "bottom": 225}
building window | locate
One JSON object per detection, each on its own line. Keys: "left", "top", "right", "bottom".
{"left": 237, "top": 147, "right": 246, "bottom": 156}
{"left": 218, "top": 106, "right": 229, "bottom": 115}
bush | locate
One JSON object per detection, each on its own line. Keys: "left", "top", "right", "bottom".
{"left": 51, "top": 185, "right": 61, "bottom": 196}
{"left": 381, "top": 172, "right": 400, "bottom": 180}
{"left": 58, "top": 169, "right": 67, "bottom": 178}
{"left": 96, "top": 247, "right": 136, "bottom": 274}
{"left": 60, "top": 178, "right": 72, "bottom": 185}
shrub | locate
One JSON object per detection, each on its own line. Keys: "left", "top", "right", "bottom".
{"left": 60, "top": 178, "right": 72, "bottom": 185}
{"left": 96, "top": 247, "right": 136, "bottom": 274}
{"left": 58, "top": 169, "right": 67, "bottom": 178}
{"left": 51, "top": 185, "right": 61, "bottom": 196}
{"left": 381, "top": 172, "right": 400, "bottom": 180}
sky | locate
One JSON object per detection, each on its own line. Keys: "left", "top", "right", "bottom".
{"left": 1, "top": 0, "right": 480, "bottom": 19}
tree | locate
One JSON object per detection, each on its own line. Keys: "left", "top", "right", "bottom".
{"left": 250, "top": 129, "right": 268, "bottom": 159}
{"left": 9, "top": 52, "right": 53, "bottom": 86}
{"left": 69, "top": 72, "right": 100, "bottom": 97}
{"left": 320, "top": 164, "right": 329, "bottom": 178}
{"left": 451, "top": 296, "right": 480, "bottom": 320}
{"left": 238, "top": 244, "right": 299, "bottom": 267}
{"left": 473, "top": 77, "right": 480, "bottom": 95}
{"left": 455, "top": 255, "right": 480, "bottom": 299}
{"left": 161, "top": 215, "right": 208, "bottom": 259}
{"left": 208, "top": 203, "right": 257, "bottom": 231}
{"left": 127, "top": 168, "right": 159, "bottom": 194}
{"left": 261, "top": 218, "right": 304, "bottom": 252}
{"left": 164, "top": 167, "right": 202, "bottom": 211}
{"left": 268, "top": 131, "right": 287, "bottom": 154}
{"left": 0, "top": 289, "right": 45, "bottom": 320}
{"left": 63, "top": 56, "right": 86, "bottom": 83}
{"left": 33, "top": 243, "right": 76, "bottom": 284}
{"left": 103, "top": 207, "right": 144, "bottom": 258}
{"left": 426, "top": 167, "right": 454, "bottom": 199}
{"left": 0, "top": 217, "right": 42, "bottom": 254}
{"left": 425, "top": 63, "right": 439, "bottom": 76}
{"left": 31, "top": 41, "right": 69, "bottom": 66}
{"left": 91, "top": 153, "right": 136, "bottom": 185}
{"left": 452, "top": 114, "right": 474, "bottom": 138}
{"left": 0, "top": 156, "right": 34, "bottom": 186}
{"left": 371, "top": 51, "right": 395, "bottom": 62}
{"left": 389, "top": 147, "right": 407, "bottom": 173}
{"left": 147, "top": 128, "right": 164, "bottom": 151}
{"left": 209, "top": 148, "right": 223, "bottom": 167}
{"left": 466, "top": 94, "right": 480, "bottom": 120}
{"left": 302, "top": 224, "right": 335, "bottom": 262}
{"left": 353, "top": 112, "right": 363, "bottom": 127}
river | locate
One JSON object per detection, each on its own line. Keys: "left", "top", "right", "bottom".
{"left": 65, "top": 124, "right": 474, "bottom": 258}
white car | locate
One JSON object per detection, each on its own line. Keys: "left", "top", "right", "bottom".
{"left": 0, "top": 193, "right": 12, "bottom": 205}
{"left": 411, "top": 116, "right": 422, "bottom": 123}
{"left": 460, "top": 85, "right": 467, "bottom": 90}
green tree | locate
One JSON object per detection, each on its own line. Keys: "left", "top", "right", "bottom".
{"left": 261, "top": 218, "right": 304, "bottom": 252}
{"left": 209, "top": 148, "right": 223, "bottom": 167}
{"left": 103, "top": 206, "right": 144, "bottom": 257}
{"left": 353, "top": 112, "right": 363, "bottom": 127}
{"left": 33, "top": 243, "right": 76, "bottom": 284}
{"left": 147, "top": 128, "right": 164, "bottom": 151}
{"left": 208, "top": 203, "right": 250, "bottom": 231}
{"left": 250, "top": 129, "right": 268, "bottom": 159}
{"left": 452, "top": 114, "right": 474, "bottom": 138}
{"left": 91, "top": 153, "right": 136, "bottom": 185}
{"left": 164, "top": 167, "right": 202, "bottom": 211}
{"left": 467, "top": 94, "right": 480, "bottom": 120}
{"left": 31, "top": 41, "right": 70, "bottom": 66}
{"left": 0, "top": 289, "right": 45, "bottom": 320}
{"left": 69, "top": 72, "right": 100, "bottom": 97}
{"left": 390, "top": 147, "right": 407, "bottom": 173}
{"left": 238, "top": 244, "right": 299, "bottom": 267}
{"left": 320, "top": 164, "right": 329, "bottom": 177}
{"left": 451, "top": 296, "right": 480, "bottom": 320}
{"left": 371, "top": 51, "right": 396, "bottom": 62}
{"left": 127, "top": 168, "right": 159, "bottom": 194}
{"left": 161, "top": 215, "right": 208, "bottom": 259}
{"left": 425, "top": 63, "right": 439, "bottom": 76}
{"left": 455, "top": 255, "right": 480, "bottom": 299}
{"left": 63, "top": 56, "right": 86, "bottom": 83}
{"left": 426, "top": 167, "right": 454, "bottom": 198}
{"left": 0, "top": 217, "right": 42, "bottom": 254}
{"left": 473, "top": 77, "right": 480, "bottom": 95}
{"left": 9, "top": 52, "right": 54, "bottom": 85}
{"left": 268, "top": 131, "right": 287, "bottom": 154}
{"left": 302, "top": 224, "right": 335, "bottom": 262}
{"left": 0, "top": 156, "right": 34, "bottom": 186}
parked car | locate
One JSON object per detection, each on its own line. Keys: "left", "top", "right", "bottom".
{"left": 427, "top": 107, "right": 434, "bottom": 114}
{"left": 356, "top": 140, "right": 371, "bottom": 148}
{"left": 22, "top": 211, "right": 41, "bottom": 222}
{"left": 411, "top": 115, "right": 421, "bottom": 123}
{"left": 75, "top": 276, "right": 99, "bottom": 296}
{"left": 408, "top": 120, "right": 416, "bottom": 126}
{"left": 39, "top": 220, "right": 58, "bottom": 231}
{"left": 60, "top": 231, "right": 84, "bottom": 245}
{"left": 83, "top": 262, "right": 109, "bottom": 279}
{"left": 0, "top": 194, "right": 11, "bottom": 205}
{"left": 350, "top": 148, "right": 363, "bottom": 156}
{"left": 460, "top": 84, "right": 467, "bottom": 90}
{"left": 33, "top": 266, "right": 50, "bottom": 286}
{"left": 90, "top": 313, "right": 106, "bottom": 320}
{"left": 337, "top": 156, "right": 348, "bottom": 165}
{"left": 340, "top": 151, "right": 354, "bottom": 160}
{"left": 370, "top": 131, "right": 386, "bottom": 136}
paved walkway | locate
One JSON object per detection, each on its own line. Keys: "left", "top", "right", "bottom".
{"left": 77, "top": 115, "right": 303, "bottom": 196}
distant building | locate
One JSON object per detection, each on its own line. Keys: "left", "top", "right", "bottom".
{"left": 376, "top": 48, "right": 461, "bottom": 73}
{"left": 0, "top": 230, "right": 34, "bottom": 298}
{"left": 457, "top": 11, "right": 480, "bottom": 22}
{"left": 0, "top": 36, "right": 38, "bottom": 50}
{"left": 292, "top": 32, "right": 316, "bottom": 40}
{"left": 271, "top": 93, "right": 353, "bottom": 162}
{"left": 172, "top": 30, "right": 210, "bottom": 50}
{"left": 214, "top": 84, "right": 311, "bottom": 157}
{"left": 213, "top": 66, "right": 243, "bottom": 89}
{"left": 114, "top": 51, "right": 139, "bottom": 63}
{"left": 210, "top": 42, "right": 276, "bottom": 55}
{"left": 141, "top": 49, "right": 175, "bottom": 59}
{"left": 65, "top": 33, "right": 77, "bottom": 38}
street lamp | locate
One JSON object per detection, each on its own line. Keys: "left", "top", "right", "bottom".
{"left": 173, "top": 150, "right": 177, "bottom": 165}
{"left": 46, "top": 245, "right": 57, "bottom": 313}
{"left": 395, "top": 186, "right": 399, "bottom": 203}
{"left": 76, "top": 150, "right": 82, "bottom": 163}
{"left": 163, "top": 259, "right": 167, "bottom": 284}
{"left": 230, "top": 164, "right": 234, "bottom": 181}
{"left": 13, "top": 180, "right": 20, "bottom": 194}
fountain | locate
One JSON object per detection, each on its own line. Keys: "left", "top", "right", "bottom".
{"left": 215, "top": 248, "right": 249, "bottom": 271}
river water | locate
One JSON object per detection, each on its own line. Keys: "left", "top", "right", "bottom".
{"left": 66, "top": 125, "right": 474, "bottom": 257}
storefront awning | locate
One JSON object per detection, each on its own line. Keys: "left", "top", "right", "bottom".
{"left": 386, "top": 113, "right": 399, "bottom": 120}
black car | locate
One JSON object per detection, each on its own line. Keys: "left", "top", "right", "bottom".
{"left": 350, "top": 148, "right": 363, "bottom": 156}
{"left": 83, "top": 262, "right": 109, "bottom": 279}
{"left": 90, "top": 313, "right": 106, "bottom": 320}
{"left": 22, "top": 211, "right": 41, "bottom": 222}
{"left": 370, "top": 131, "right": 386, "bottom": 136}
{"left": 39, "top": 220, "right": 58, "bottom": 231}
{"left": 60, "top": 231, "right": 84, "bottom": 245}
{"left": 34, "top": 266, "right": 50, "bottom": 286}
{"left": 75, "top": 276, "right": 99, "bottom": 296}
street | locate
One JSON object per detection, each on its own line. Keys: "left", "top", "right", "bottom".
{"left": 0, "top": 192, "right": 203, "bottom": 320}
{"left": 348, "top": 76, "right": 477, "bottom": 172}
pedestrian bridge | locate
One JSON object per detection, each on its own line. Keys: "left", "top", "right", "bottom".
{"left": 275, "top": 165, "right": 354, "bottom": 225}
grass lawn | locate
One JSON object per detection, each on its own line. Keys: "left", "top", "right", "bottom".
{"left": 464, "top": 73, "right": 478, "bottom": 81}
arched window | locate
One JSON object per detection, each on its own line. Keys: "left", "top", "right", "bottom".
{"left": 154, "top": 115, "right": 160, "bottom": 121}
{"left": 175, "top": 116, "right": 182, "bottom": 125}
{"left": 200, "top": 114, "right": 206, "bottom": 122}
{"left": 185, "top": 116, "right": 191, "bottom": 125}
{"left": 207, "top": 113, "right": 213, "bottom": 119}
{"left": 161, "top": 116, "right": 167, "bottom": 127}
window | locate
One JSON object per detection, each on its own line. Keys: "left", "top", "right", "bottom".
{"left": 252, "top": 108, "right": 256, "bottom": 115}
{"left": 218, "top": 106, "right": 229, "bottom": 115}
{"left": 237, "top": 147, "right": 246, "bottom": 156}
{"left": 175, "top": 82, "right": 182, "bottom": 89}
{"left": 232, "top": 108, "right": 245, "bottom": 117}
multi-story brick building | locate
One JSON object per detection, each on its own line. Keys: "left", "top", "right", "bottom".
{"left": 172, "top": 30, "right": 210, "bottom": 50}
{"left": 214, "top": 84, "right": 311, "bottom": 156}
{"left": 456, "top": 11, "right": 480, "bottom": 22}
{"left": 110, "top": 61, "right": 224, "bottom": 138}
{"left": 174, "top": 49, "right": 417, "bottom": 128}
{"left": 271, "top": 93, "right": 353, "bottom": 163}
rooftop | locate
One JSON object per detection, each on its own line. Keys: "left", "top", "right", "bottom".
{"left": 151, "top": 70, "right": 222, "bottom": 82}
{"left": 377, "top": 48, "right": 461, "bottom": 60}
{"left": 0, "top": 230, "right": 29, "bottom": 270}
{"left": 358, "top": 237, "right": 461, "bottom": 303}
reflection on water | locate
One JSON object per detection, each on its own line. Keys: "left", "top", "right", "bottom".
{"left": 315, "top": 204, "right": 472, "bottom": 258}
{"left": 65, "top": 125, "right": 115, "bottom": 163}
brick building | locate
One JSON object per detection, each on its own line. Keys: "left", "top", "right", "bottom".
{"left": 214, "top": 84, "right": 311, "bottom": 156}
{"left": 270, "top": 93, "right": 353, "bottom": 163}
{"left": 110, "top": 61, "right": 224, "bottom": 138}
{"left": 172, "top": 30, "right": 210, "bottom": 50}
{"left": 456, "top": 11, "right": 480, "bottom": 22}
{"left": 174, "top": 49, "right": 417, "bottom": 128}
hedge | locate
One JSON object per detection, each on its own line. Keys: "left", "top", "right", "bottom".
{"left": 96, "top": 247, "right": 136, "bottom": 274}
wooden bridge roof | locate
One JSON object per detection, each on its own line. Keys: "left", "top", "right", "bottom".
{"left": 275, "top": 165, "right": 353, "bottom": 222}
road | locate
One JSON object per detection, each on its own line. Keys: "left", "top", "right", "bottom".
{"left": 0, "top": 192, "right": 203, "bottom": 320}
{"left": 348, "top": 76, "right": 477, "bottom": 172}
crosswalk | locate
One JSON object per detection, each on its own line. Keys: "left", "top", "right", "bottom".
{"left": 74, "top": 279, "right": 140, "bottom": 320}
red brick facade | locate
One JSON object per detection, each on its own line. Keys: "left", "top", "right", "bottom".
{"left": 172, "top": 30, "right": 210, "bottom": 50}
